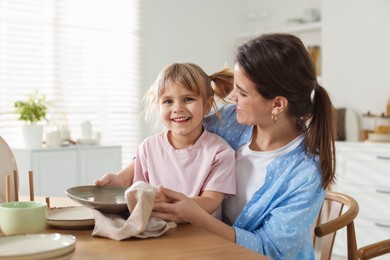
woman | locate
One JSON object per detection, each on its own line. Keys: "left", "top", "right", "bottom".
{"left": 151, "top": 33, "right": 336, "bottom": 259}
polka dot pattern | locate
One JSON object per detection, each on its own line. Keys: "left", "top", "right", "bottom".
{"left": 205, "top": 105, "right": 326, "bottom": 260}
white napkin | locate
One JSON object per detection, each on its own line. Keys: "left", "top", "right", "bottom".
{"left": 92, "top": 181, "right": 176, "bottom": 241}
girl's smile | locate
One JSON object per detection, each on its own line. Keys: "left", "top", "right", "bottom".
{"left": 171, "top": 116, "right": 191, "bottom": 123}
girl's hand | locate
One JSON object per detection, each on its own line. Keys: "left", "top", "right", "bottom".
{"left": 154, "top": 190, "right": 169, "bottom": 203}
{"left": 94, "top": 173, "right": 126, "bottom": 187}
{"left": 152, "top": 185, "right": 204, "bottom": 224}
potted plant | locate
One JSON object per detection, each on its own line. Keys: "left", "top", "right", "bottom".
{"left": 14, "top": 91, "right": 50, "bottom": 148}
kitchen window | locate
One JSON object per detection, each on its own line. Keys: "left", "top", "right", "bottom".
{"left": 0, "top": 0, "right": 143, "bottom": 166}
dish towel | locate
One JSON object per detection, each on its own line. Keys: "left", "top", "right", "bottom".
{"left": 92, "top": 181, "right": 177, "bottom": 241}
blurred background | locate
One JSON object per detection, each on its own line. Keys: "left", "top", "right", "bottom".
{"left": 1, "top": 0, "right": 389, "bottom": 166}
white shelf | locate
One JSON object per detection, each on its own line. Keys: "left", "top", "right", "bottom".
{"left": 235, "top": 21, "right": 323, "bottom": 81}
{"left": 236, "top": 22, "right": 322, "bottom": 41}
{"left": 273, "top": 21, "right": 322, "bottom": 34}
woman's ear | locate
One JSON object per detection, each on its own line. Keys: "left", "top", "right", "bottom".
{"left": 272, "top": 96, "right": 288, "bottom": 114}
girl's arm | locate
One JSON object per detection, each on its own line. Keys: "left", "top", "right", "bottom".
{"left": 154, "top": 190, "right": 224, "bottom": 215}
{"left": 192, "top": 190, "right": 224, "bottom": 214}
{"left": 152, "top": 186, "right": 236, "bottom": 242}
{"left": 97, "top": 157, "right": 226, "bottom": 216}
{"left": 94, "top": 159, "right": 135, "bottom": 187}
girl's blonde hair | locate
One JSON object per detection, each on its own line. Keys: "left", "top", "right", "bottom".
{"left": 144, "top": 62, "right": 233, "bottom": 122}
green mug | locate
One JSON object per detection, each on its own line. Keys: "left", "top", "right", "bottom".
{"left": 0, "top": 201, "right": 47, "bottom": 235}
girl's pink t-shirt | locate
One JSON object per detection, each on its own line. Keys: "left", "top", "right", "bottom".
{"left": 133, "top": 129, "right": 236, "bottom": 197}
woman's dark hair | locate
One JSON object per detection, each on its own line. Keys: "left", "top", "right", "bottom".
{"left": 236, "top": 33, "right": 336, "bottom": 188}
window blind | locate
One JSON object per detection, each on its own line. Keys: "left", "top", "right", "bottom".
{"left": 0, "top": 0, "right": 143, "bottom": 167}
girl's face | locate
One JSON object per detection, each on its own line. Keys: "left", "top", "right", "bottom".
{"left": 229, "top": 63, "right": 274, "bottom": 126}
{"left": 159, "top": 81, "right": 212, "bottom": 144}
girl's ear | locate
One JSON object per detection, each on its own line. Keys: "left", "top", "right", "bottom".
{"left": 204, "top": 97, "right": 214, "bottom": 115}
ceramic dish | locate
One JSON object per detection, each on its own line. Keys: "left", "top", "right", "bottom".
{"left": 0, "top": 233, "right": 76, "bottom": 260}
{"left": 48, "top": 249, "right": 75, "bottom": 260}
{"left": 66, "top": 185, "right": 128, "bottom": 213}
{"left": 47, "top": 206, "right": 95, "bottom": 229}
{"left": 0, "top": 136, "right": 18, "bottom": 203}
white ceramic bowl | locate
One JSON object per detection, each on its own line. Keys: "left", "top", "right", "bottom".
{"left": 0, "top": 201, "right": 47, "bottom": 235}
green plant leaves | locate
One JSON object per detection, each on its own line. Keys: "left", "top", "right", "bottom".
{"left": 14, "top": 91, "right": 49, "bottom": 124}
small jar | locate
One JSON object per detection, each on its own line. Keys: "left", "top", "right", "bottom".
{"left": 360, "top": 111, "right": 376, "bottom": 141}
{"left": 374, "top": 113, "right": 390, "bottom": 134}
{"left": 45, "top": 125, "right": 61, "bottom": 147}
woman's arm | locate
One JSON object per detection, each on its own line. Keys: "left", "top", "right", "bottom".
{"left": 231, "top": 162, "right": 325, "bottom": 257}
{"left": 94, "top": 159, "right": 135, "bottom": 187}
{"left": 204, "top": 104, "right": 251, "bottom": 150}
{"left": 152, "top": 186, "right": 236, "bottom": 241}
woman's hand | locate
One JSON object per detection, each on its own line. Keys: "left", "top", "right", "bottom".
{"left": 152, "top": 185, "right": 205, "bottom": 224}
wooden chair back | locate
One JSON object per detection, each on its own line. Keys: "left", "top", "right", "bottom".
{"left": 358, "top": 239, "right": 390, "bottom": 259}
{"left": 312, "top": 191, "right": 359, "bottom": 260}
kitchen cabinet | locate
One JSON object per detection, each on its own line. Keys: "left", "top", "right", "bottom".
{"left": 332, "top": 142, "right": 390, "bottom": 258}
{"left": 12, "top": 145, "right": 121, "bottom": 197}
{"left": 78, "top": 146, "right": 122, "bottom": 185}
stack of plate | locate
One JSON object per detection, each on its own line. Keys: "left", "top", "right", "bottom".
{"left": 46, "top": 206, "right": 95, "bottom": 229}
{"left": 0, "top": 233, "right": 76, "bottom": 260}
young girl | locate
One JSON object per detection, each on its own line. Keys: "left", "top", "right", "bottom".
{"left": 96, "top": 62, "right": 236, "bottom": 218}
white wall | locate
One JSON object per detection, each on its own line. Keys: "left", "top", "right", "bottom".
{"left": 138, "top": 0, "right": 390, "bottom": 138}
{"left": 138, "top": 0, "right": 324, "bottom": 138}
{"left": 322, "top": 0, "right": 390, "bottom": 117}
{"left": 140, "top": 0, "right": 240, "bottom": 138}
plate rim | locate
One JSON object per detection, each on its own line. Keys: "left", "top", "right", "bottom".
{"left": 46, "top": 206, "right": 95, "bottom": 229}
{"left": 65, "top": 185, "right": 128, "bottom": 213}
{"left": 0, "top": 233, "right": 76, "bottom": 259}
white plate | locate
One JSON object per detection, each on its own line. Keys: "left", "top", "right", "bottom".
{"left": 66, "top": 185, "right": 128, "bottom": 213}
{"left": 47, "top": 206, "right": 95, "bottom": 229}
{"left": 50, "top": 249, "right": 75, "bottom": 260}
{"left": 0, "top": 136, "right": 18, "bottom": 203}
{"left": 0, "top": 233, "right": 76, "bottom": 260}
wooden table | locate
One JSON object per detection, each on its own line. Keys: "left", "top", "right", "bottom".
{"left": 1, "top": 197, "right": 267, "bottom": 259}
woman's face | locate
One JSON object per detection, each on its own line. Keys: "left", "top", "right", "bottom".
{"left": 229, "top": 63, "right": 274, "bottom": 126}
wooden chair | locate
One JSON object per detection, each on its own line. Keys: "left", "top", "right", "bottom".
{"left": 358, "top": 239, "right": 390, "bottom": 259}
{"left": 312, "top": 191, "right": 359, "bottom": 260}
